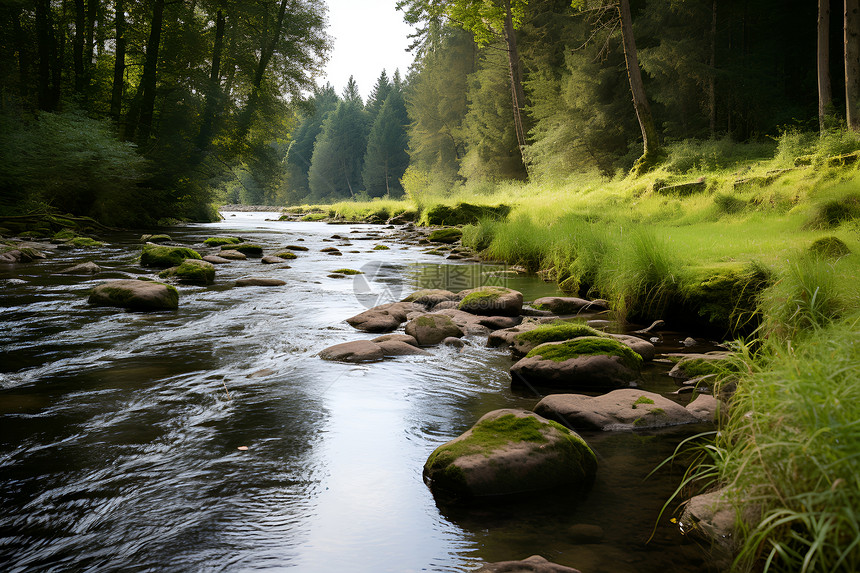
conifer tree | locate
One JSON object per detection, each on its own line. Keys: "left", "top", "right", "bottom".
{"left": 307, "top": 95, "right": 369, "bottom": 200}
{"left": 363, "top": 90, "right": 410, "bottom": 197}
{"left": 367, "top": 70, "right": 393, "bottom": 121}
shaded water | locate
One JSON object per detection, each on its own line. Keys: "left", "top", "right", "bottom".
{"left": 0, "top": 213, "right": 719, "bottom": 572}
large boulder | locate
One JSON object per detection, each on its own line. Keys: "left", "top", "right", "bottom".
{"left": 534, "top": 389, "right": 701, "bottom": 431}
{"left": 510, "top": 321, "right": 605, "bottom": 357}
{"left": 685, "top": 394, "right": 721, "bottom": 422}
{"left": 475, "top": 555, "right": 582, "bottom": 573}
{"left": 346, "top": 302, "right": 418, "bottom": 333}
{"left": 88, "top": 279, "right": 178, "bottom": 311}
{"left": 159, "top": 259, "right": 215, "bottom": 285}
{"left": 678, "top": 489, "right": 737, "bottom": 551}
{"left": 371, "top": 333, "right": 419, "bottom": 347}
{"left": 319, "top": 340, "right": 384, "bottom": 363}
{"left": 510, "top": 337, "right": 642, "bottom": 390}
{"left": 0, "top": 247, "right": 46, "bottom": 263}
{"left": 376, "top": 340, "right": 431, "bottom": 356}
{"left": 405, "top": 313, "right": 464, "bottom": 345}
{"left": 204, "top": 236, "right": 242, "bottom": 247}
{"left": 457, "top": 286, "right": 523, "bottom": 316}
{"left": 423, "top": 409, "right": 597, "bottom": 499}
{"left": 422, "top": 202, "right": 511, "bottom": 226}
{"left": 431, "top": 308, "right": 492, "bottom": 336}
{"left": 140, "top": 244, "right": 201, "bottom": 267}
{"left": 532, "top": 297, "right": 609, "bottom": 314}
{"left": 427, "top": 227, "right": 462, "bottom": 244}
{"left": 607, "top": 333, "right": 655, "bottom": 362}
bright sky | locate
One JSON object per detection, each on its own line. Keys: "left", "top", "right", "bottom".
{"left": 320, "top": 0, "right": 417, "bottom": 100}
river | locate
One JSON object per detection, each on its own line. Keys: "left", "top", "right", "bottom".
{"left": 0, "top": 212, "right": 719, "bottom": 572}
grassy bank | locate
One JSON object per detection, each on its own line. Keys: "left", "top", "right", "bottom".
{"left": 291, "top": 132, "right": 860, "bottom": 571}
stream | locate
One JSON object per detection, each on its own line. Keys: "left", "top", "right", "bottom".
{"left": 0, "top": 212, "right": 721, "bottom": 572}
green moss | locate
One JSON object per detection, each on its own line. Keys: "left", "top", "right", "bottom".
{"left": 807, "top": 194, "right": 860, "bottom": 228}
{"left": 140, "top": 244, "right": 202, "bottom": 267}
{"left": 144, "top": 234, "right": 172, "bottom": 243}
{"left": 273, "top": 251, "right": 298, "bottom": 259}
{"left": 428, "top": 227, "right": 463, "bottom": 243}
{"left": 373, "top": 244, "right": 390, "bottom": 250}
{"left": 422, "top": 202, "right": 511, "bottom": 226}
{"left": 651, "top": 408, "right": 666, "bottom": 416}
{"left": 634, "top": 395, "right": 655, "bottom": 405}
{"left": 204, "top": 236, "right": 242, "bottom": 246}
{"left": 809, "top": 236, "right": 851, "bottom": 259}
{"left": 331, "top": 268, "right": 363, "bottom": 275}
{"left": 682, "top": 262, "right": 773, "bottom": 334}
{"left": 416, "top": 315, "right": 441, "bottom": 328}
{"left": 457, "top": 286, "right": 512, "bottom": 311}
{"left": 229, "top": 243, "right": 263, "bottom": 256}
{"left": 302, "top": 213, "right": 328, "bottom": 221}
{"left": 515, "top": 321, "right": 604, "bottom": 345}
{"left": 53, "top": 229, "right": 76, "bottom": 240}
{"left": 70, "top": 236, "right": 104, "bottom": 247}
{"left": 160, "top": 259, "right": 215, "bottom": 285}
{"left": 633, "top": 417, "right": 647, "bottom": 427}
{"left": 526, "top": 336, "right": 643, "bottom": 370}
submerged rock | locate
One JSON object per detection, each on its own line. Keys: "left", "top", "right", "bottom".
{"left": 227, "top": 243, "right": 263, "bottom": 257}
{"left": 457, "top": 286, "right": 523, "bottom": 316}
{"left": 0, "top": 247, "right": 46, "bottom": 264}
{"left": 510, "top": 337, "right": 642, "bottom": 390}
{"left": 405, "top": 313, "right": 464, "bottom": 345}
{"left": 531, "top": 296, "right": 609, "bottom": 314}
{"left": 376, "top": 339, "right": 431, "bottom": 356}
{"left": 424, "top": 409, "right": 597, "bottom": 499}
{"left": 202, "top": 255, "right": 231, "bottom": 264}
{"left": 58, "top": 261, "right": 101, "bottom": 274}
{"left": 534, "top": 389, "right": 701, "bottom": 431}
{"left": 234, "top": 277, "right": 286, "bottom": 287}
{"left": 319, "top": 340, "right": 385, "bottom": 363}
{"left": 261, "top": 255, "right": 287, "bottom": 264}
{"left": 475, "top": 555, "right": 582, "bottom": 573}
{"left": 140, "top": 234, "right": 171, "bottom": 243}
{"left": 88, "top": 279, "right": 178, "bottom": 311}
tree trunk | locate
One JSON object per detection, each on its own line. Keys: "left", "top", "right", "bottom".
{"left": 846, "top": 0, "right": 860, "bottom": 130}
{"left": 618, "top": 0, "right": 660, "bottom": 171}
{"left": 819, "top": 0, "right": 833, "bottom": 133}
{"left": 237, "top": 0, "right": 289, "bottom": 139}
{"left": 74, "top": 0, "right": 85, "bottom": 93}
{"left": 35, "top": 0, "right": 53, "bottom": 111}
{"left": 136, "top": 0, "right": 165, "bottom": 145}
{"left": 12, "top": 9, "right": 30, "bottom": 103}
{"left": 197, "top": 9, "right": 225, "bottom": 150}
{"left": 709, "top": 0, "right": 717, "bottom": 137}
{"left": 85, "top": 0, "right": 97, "bottom": 89}
{"left": 110, "top": 0, "right": 126, "bottom": 121}
{"left": 502, "top": 0, "right": 529, "bottom": 170}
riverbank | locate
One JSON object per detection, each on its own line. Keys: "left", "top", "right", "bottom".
{"left": 281, "top": 136, "right": 860, "bottom": 571}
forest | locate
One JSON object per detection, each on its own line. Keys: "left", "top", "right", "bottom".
{"left": 1, "top": 2, "right": 859, "bottom": 572}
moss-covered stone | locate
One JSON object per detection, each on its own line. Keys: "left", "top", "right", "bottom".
{"left": 457, "top": 286, "right": 523, "bottom": 316}
{"left": 526, "top": 336, "right": 643, "bottom": 371}
{"left": 373, "top": 244, "right": 390, "bottom": 250}
{"left": 681, "top": 262, "right": 772, "bottom": 335}
{"left": 53, "top": 229, "right": 77, "bottom": 241}
{"left": 515, "top": 321, "right": 604, "bottom": 346}
{"left": 140, "top": 244, "right": 202, "bottom": 267}
{"left": 273, "top": 251, "right": 298, "bottom": 259}
{"left": 70, "top": 236, "right": 104, "bottom": 248}
{"left": 424, "top": 409, "right": 597, "bottom": 499}
{"left": 809, "top": 236, "right": 851, "bottom": 259}
{"left": 330, "top": 268, "right": 363, "bottom": 275}
{"left": 228, "top": 243, "right": 263, "bottom": 256}
{"left": 428, "top": 228, "right": 463, "bottom": 243}
{"left": 422, "top": 202, "right": 512, "bottom": 226}
{"left": 204, "top": 236, "right": 242, "bottom": 247}
{"left": 302, "top": 213, "right": 327, "bottom": 221}
{"left": 88, "top": 279, "right": 179, "bottom": 311}
{"left": 159, "top": 259, "right": 215, "bottom": 285}
{"left": 141, "top": 234, "right": 171, "bottom": 243}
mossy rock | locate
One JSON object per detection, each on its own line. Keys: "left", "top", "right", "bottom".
{"left": 70, "top": 236, "right": 104, "bottom": 248}
{"left": 273, "top": 251, "right": 298, "bottom": 260}
{"left": 423, "top": 202, "right": 511, "bottom": 226}
{"left": 405, "top": 313, "right": 464, "bottom": 345}
{"left": 330, "top": 268, "right": 363, "bottom": 275}
{"left": 428, "top": 228, "right": 463, "bottom": 244}
{"left": 373, "top": 244, "right": 390, "bottom": 250}
{"left": 140, "top": 244, "right": 202, "bottom": 267}
{"left": 141, "top": 234, "right": 172, "bottom": 243}
{"left": 809, "top": 236, "right": 851, "bottom": 259}
{"left": 53, "top": 229, "right": 77, "bottom": 241}
{"left": 228, "top": 243, "right": 264, "bottom": 256}
{"left": 512, "top": 321, "right": 604, "bottom": 356}
{"left": 668, "top": 354, "right": 733, "bottom": 380}
{"left": 458, "top": 286, "right": 523, "bottom": 316}
{"left": 526, "top": 337, "right": 643, "bottom": 371}
{"left": 302, "top": 213, "right": 328, "bottom": 222}
{"left": 681, "top": 263, "right": 772, "bottom": 335}
{"left": 424, "top": 409, "right": 597, "bottom": 500}
{"left": 283, "top": 245, "right": 309, "bottom": 251}
{"left": 88, "top": 279, "right": 179, "bottom": 311}
{"left": 204, "top": 236, "right": 242, "bottom": 247}
{"left": 159, "top": 259, "right": 215, "bottom": 285}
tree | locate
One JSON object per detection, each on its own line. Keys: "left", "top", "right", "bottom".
{"left": 819, "top": 0, "right": 833, "bottom": 133}
{"left": 846, "top": 0, "right": 860, "bottom": 130}
{"left": 285, "top": 85, "right": 340, "bottom": 200}
{"left": 363, "top": 89, "right": 410, "bottom": 197}
{"left": 307, "top": 98, "right": 369, "bottom": 200}
{"left": 367, "top": 69, "right": 393, "bottom": 121}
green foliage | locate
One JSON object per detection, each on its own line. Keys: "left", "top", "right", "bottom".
{"left": 362, "top": 89, "right": 410, "bottom": 197}
{"left": 806, "top": 195, "right": 860, "bottom": 229}
{"left": 428, "top": 228, "right": 463, "bottom": 243}
{"left": 307, "top": 99, "right": 370, "bottom": 201}
{"left": 809, "top": 237, "right": 851, "bottom": 259}
{"left": 713, "top": 192, "right": 746, "bottom": 215}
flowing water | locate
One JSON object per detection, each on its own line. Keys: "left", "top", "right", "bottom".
{"left": 0, "top": 213, "right": 721, "bottom": 572}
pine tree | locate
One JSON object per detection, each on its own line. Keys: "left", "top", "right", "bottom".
{"left": 363, "top": 90, "right": 410, "bottom": 197}
{"left": 307, "top": 97, "right": 370, "bottom": 200}
{"left": 367, "top": 70, "right": 393, "bottom": 121}
{"left": 285, "top": 85, "right": 340, "bottom": 201}
{"left": 342, "top": 75, "right": 364, "bottom": 106}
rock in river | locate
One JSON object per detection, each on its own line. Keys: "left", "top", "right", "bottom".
{"left": 534, "top": 389, "right": 702, "bottom": 431}
{"left": 58, "top": 261, "right": 101, "bottom": 274}
{"left": 140, "top": 244, "right": 201, "bottom": 268}
{"left": 510, "top": 337, "right": 642, "bottom": 390}
{"left": 405, "top": 313, "right": 464, "bottom": 345}
{"left": 319, "top": 340, "right": 384, "bottom": 363}
{"left": 532, "top": 296, "right": 609, "bottom": 314}
{"left": 235, "top": 277, "right": 286, "bottom": 287}
{"left": 346, "top": 302, "right": 417, "bottom": 333}
{"left": 457, "top": 286, "right": 523, "bottom": 316}
{"left": 423, "top": 409, "right": 597, "bottom": 499}
{"left": 88, "top": 279, "right": 178, "bottom": 311}
{"left": 475, "top": 555, "right": 583, "bottom": 573}
{"left": 218, "top": 249, "right": 248, "bottom": 260}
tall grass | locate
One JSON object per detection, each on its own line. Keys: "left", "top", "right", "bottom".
{"left": 711, "top": 313, "right": 860, "bottom": 572}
